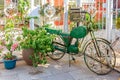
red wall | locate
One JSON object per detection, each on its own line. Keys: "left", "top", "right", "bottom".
{"left": 54, "top": 0, "right": 63, "bottom": 7}
{"left": 95, "top": 0, "right": 106, "bottom": 21}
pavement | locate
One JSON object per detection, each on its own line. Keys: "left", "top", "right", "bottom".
{"left": 0, "top": 55, "right": 120, "bottom": 80}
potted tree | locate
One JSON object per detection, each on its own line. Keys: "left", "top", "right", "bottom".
{"left": 20, "top": 26, "right": 55, "bottom": 72}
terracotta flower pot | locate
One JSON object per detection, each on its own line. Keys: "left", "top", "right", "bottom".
{"left": 22, "top": 48, "right": 34, "bottom": 66}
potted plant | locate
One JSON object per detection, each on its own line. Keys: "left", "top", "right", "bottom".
{"left": 2, "top": 42, "right": 18, "bottom": 69}
{"left": 0, "top": 15, "right": 21, "bottom": 69}
{"left": 0, "top": 24, "right": 19, "bottom": 69}
{"left": 20, "top": 25, "right": 55, "bottom": 67}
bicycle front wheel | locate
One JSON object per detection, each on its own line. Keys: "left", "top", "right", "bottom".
{"left": 47, "top": 35, "right": 65, "bottom": 60}
{"left": 84, "top": 39, "right": 116, "bottom": 75}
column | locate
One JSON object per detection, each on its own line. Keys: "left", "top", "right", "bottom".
{"left": 106, "top": 0, "right": 113, "bottom": 41}
{"left": 76, "top": 0, "right": 80, "bottom": 7}
{"left": 30, "top": 0, "right": 34, "bottom": 30}
{"left": 64, "top": 0, "right": 69, "bottom": 32}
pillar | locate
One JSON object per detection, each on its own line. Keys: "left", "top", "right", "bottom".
{"left": 30, "top": 0, "right": 34, "bottom": 30}
{"left": 64, "top": 0, "right": 69, "bottom": 32}
{"left": 106, "top": 0, "right": 113, "bottom": 41}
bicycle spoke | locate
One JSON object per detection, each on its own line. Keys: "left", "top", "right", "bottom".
{"left": 84, "top": 39, "right": 116, "bottom": 75}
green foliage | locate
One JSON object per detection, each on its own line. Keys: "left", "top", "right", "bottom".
{"left": 25, "top": 16, "right": 39, "bottom": 20}
{"left": 69, "top": 22, "right": 76, "bottom": 31}
{"left": 6, "top": 41, "right": 13, "bottom": 51}
{"left": 4, "top": 52, "right": 13, "bottom": 60}
{"left": 20, "top": 26, "right": 55, "bottom": 67}
{"left": 116, "top": 17, "right": 120, "bottom": 29}
{"left": 17, "top": 0, "right": 30, "bottom": 26}
{"left": 18, "top": 0, "right": 30, "bottom": 15}
{"left": 42, "top": 24, "right": 52, "bottom": 28}
{"left": 84, "top": 13, "right": 100, "bottom": 31}
{"left": 4, "top": 19, "right": 14, "bottom": 30}
{"left": 89, "top": 22, "right": 99, "bottom": 31}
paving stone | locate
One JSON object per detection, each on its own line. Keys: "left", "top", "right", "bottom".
{"left": 39, "top": 73, "right": 75, "bottom": 80}
{"left": 0, "top": 69, "right": 18, "bottom": 76}
{"left": 78, "top": 75, "right": 119, "bottom": 80}
{"left": 0, "top": 73, "right": 19, "bottom": 80}
{"left": 69, "top": 69, "right": 96, "bottom": 80}
{"left": 69, "top": 69, "right": 120, "bottom": 80}
{"left": 18, "top": 73, "right": 32, "bottom": 80}
{"left": 47, "top": 58, "right": 83, "bottom": 75}
{"left": 0, "top": 54, "right": 120, "bottom": 80}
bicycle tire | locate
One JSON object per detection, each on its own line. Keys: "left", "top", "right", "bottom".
{"left": 47, "top": 35, "right": 65, "bottom": 60}
{"left": 84, "top": 39, "right": 116, "bottom": 75}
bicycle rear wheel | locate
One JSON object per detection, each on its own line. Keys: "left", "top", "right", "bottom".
{"left": 84, "top": 39, "right": 116, "bottom": 75}
{"left": 47, "top": 35, "right": 65, "bottom": 60}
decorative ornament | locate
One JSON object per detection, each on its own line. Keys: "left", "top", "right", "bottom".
{"left": 44, "top": 5, "right": 56, "bottom": 18}
{"left": 4, "top": 3, "right": 17, "bottom": 17}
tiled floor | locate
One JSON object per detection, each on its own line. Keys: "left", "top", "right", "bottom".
{"left": 0, "top": 55, "right": 120, "bottom": 80}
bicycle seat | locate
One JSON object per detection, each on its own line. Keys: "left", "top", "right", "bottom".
{"left": 70, "top": 26, "right": 87, "bottom": 38}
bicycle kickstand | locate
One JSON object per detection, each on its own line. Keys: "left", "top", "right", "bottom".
{"left": 69, "top": 54, "right": 76, "bottom": 67}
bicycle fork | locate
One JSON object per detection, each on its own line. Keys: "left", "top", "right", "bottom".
{"left": 90, "top": 31, "right": 101, "bottom": 57}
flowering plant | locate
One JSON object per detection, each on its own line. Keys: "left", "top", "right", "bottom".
{"left": 4, "top": 42, "right": 18, "bottom": 60}
{"left": 0, "top": 37, "right": 19, "bottom": 60}
{"left": 0, "top": 21, "right": 21, "bottom": 60}
{"left": 1, "top": 17, "right": 22, "bottom": 60}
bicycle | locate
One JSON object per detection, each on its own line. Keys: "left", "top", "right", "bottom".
{"left": 46, "top": 11, "right": 116, "bottom": 75}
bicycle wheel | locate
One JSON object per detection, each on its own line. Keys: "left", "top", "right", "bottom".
{"left": 84, "top": 39, "right": 116, "bottom": 75}
{"left": 47, "top": 35, "right": 65, "bottom": 60}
